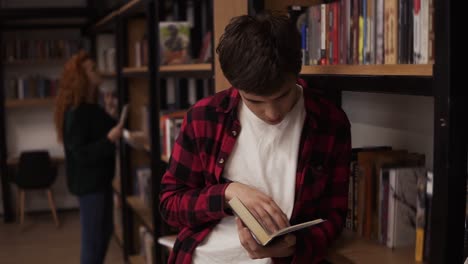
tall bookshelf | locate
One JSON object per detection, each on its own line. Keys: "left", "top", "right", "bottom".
{"left": 214, "top": 0, "right": 459, "bottom": 264}
{"left": 88, "top": 0, "right": 214, "bottom": 263}
{"left": 0, "top": 6, "right": 92, "bottom": 222}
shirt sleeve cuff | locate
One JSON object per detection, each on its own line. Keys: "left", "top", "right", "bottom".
{"left": 207, "top": 183, "right": 233, "bottom": 218}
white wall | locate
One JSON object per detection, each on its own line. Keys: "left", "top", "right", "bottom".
{"left": 4, "top": 106, "right": 79, "bottom": 213}
{"left": 342, "top": 91, "right": 434, "bottom": 169}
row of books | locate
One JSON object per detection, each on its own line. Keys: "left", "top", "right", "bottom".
{"left": 290, "top": 0, "right": 434, "bottom": 65}
{"left": 344, "top": 147, "right": 432, "bottom": 262}
{"left": 2, "top": 39, "right": 81, "bottom": 62}
{"left": 4, "top": 76, "right": 59, "bottom": 100}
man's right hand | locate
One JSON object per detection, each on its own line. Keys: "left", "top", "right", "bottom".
{"left": 225, "top": 182, "right": 289, "bottom": 233}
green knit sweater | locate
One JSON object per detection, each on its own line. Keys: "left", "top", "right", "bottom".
{"left": 63, "top": 103, "right": 116, "bottom": 196}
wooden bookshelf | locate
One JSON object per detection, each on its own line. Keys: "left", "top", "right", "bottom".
{"left": 100, "top": 71, "right": 116, "bottom": 78}
{"left": 129, "top": 255, "right": 145, "bottom": 264}
{"left": 300, "top": 64, "right": 433, "bottom": 77}
{"left": 5, "top": 98, "right": 55, "bottom": 108}
{"left": 126, "top": 196, "right": 154, "bottom": 232}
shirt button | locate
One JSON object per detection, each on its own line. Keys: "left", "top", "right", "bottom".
{"left": 219, "top": 158, "right": 225, "bottom": 164}
{"left": 232, "top": 130, "right": 237, "bottom": 136}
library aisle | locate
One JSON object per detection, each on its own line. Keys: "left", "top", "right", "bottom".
{"left": 0, "top": 211, "right": 124, "bottom": 264}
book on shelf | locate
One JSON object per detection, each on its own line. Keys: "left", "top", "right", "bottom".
{"left": 160, "top": 110, "right": 186, "bottom": 158}
{"left": 197, "top": 31, "right": 212, "bottom": 63}
{"left": 5, "top": 76, "right": 58, "bottom": 100}
{"left": 228, "top": 196, "right": 325, "bottom": 246}
{"left": 285, "top": 0, "right": 434, "bottom": 66}
{"left": 414, "top": 167, "right": 427, "bottom": 261}
{"left": 2, "top": 39, "right": 81, "bottom": 62}
{"left": 159, "top": 21, "right": 191, "bottom": 65}
{"left": 383, "top": 165, "right": 426, "bottom": 249}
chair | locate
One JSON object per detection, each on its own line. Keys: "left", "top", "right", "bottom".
{"left": 13, "top": 150, "right": 60, "bottom": 227}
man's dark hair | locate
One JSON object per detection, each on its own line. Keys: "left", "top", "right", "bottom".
{"left": 216, "top": 12, "right": 302, "bottom": 95}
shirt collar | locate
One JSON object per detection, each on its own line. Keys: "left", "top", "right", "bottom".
{"left": 216, "top": 78, "right": 320, "bottom": 129}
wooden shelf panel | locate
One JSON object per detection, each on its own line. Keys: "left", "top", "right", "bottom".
{"left": 126, "top": 196, "right": 153, "bottom": 232}
{"left": 300, "top": 64, "right": 433, "bottom": 76}
{"left": 159, "top": 63, "right": 212, "bottom": 72}
{"left": 123, "top": 63, "right": 213, "bottom": 78}
{"left": 129, "top": 255, "right": 145, "bottom": 264}
{"left": 5, "top": 98, "right": 55, "bottom": 108}
{"left": 327, "top": 230, "right": 417, "bottom": 264}
{"left": 122, "top": 66, "right": 148, "bottom": 77}
{"left": 100, "top": 71, "right": 117, "bottom": 78}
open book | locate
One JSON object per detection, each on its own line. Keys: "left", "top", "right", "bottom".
{"left": 228, "top": 196, "right": 325, "bottom": 246}
{"left": 118, "top": 104, "right": 129, "bottom": 126}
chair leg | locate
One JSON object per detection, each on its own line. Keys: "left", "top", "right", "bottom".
{"left": 20, "top": 190, "right": 25, "bottom": 225}
{"left": 17, "top": 188, "right": 21, "bottom": 222}
{"left": 47, "top": 189, "right": 60, "bottom": 227}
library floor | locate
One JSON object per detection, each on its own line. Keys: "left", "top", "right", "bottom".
{"left": 0, "top": 210, "right": 124, "bottom": 264}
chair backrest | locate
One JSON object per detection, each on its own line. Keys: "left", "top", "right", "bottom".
{"left": 15, "top": 150, "right": 56, "bottom": 189}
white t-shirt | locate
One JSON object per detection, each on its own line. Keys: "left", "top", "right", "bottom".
{"left": 193, "top": 86, "right": 306, "bottom": 264}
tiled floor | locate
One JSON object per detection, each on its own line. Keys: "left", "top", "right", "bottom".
{"left": 0, "top": 210, "right": 124, "bottom": 264}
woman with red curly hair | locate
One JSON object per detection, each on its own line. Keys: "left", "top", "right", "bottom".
{"left": 54, "top": 50, "right": 122, "bottom": 264}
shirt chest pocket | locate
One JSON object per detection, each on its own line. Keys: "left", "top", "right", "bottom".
{"left": 302, "top": 163, "right": 330, "bottom": 201}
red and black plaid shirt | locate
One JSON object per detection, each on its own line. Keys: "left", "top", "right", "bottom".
{"left": 160, "top": 79, "right": 351, "bottom": 264}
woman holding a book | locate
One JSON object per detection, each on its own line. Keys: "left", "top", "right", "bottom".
{"left": 54, "top": 50, "right": 123, "bottom": 264}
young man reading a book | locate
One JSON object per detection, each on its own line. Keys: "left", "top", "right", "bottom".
{"left": 160, "top": 12, "right": 351, "bottom": 264}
